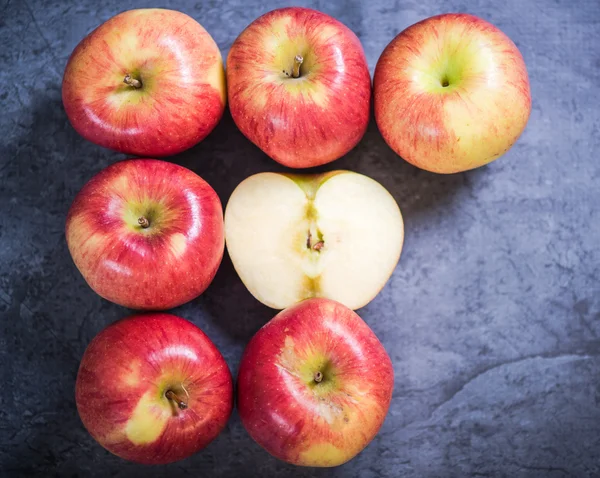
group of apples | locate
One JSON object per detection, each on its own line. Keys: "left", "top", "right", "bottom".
{"left": 63, "top": 6, "right": 530, "bottom": 468}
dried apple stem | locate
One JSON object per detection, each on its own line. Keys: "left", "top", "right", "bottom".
{"left": 138, "top": 217, "right": 150, "bottom": 228}
{"left": 292, "top": 55, "right": 303, "bottom": 78}
{"left": 165, "top": 390, "right": 188, "bottom": 410}
{"left": 314, "top": 371, "right": 323, "bottom": 383}
{"left": 124, "top": 74, "right": 142, "bottom": 89}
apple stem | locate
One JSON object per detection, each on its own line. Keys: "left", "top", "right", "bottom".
{"left": 292, "top": 55, "right": 303, "bottom": 78}
{"left": 312, "top": 241, "right": 324, "bottom": 251}
{"left": 165, "top": 390, "right": 188, "bottom": 410}
{"left": 314, "top": 371, "right": 323, "bottom": 383}
{"left": 124, "top": 74, "right": 142, "bottom": 89}
{"left": 137, "top": 217, "right": 150, "bottom": 228}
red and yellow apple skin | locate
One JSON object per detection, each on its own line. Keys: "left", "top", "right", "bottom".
{"left": 66, "top": 159, "right": 224, "bottom": 310}
{"left": 237, "top": 298, "right": 394, "bottom": 467}
{"left": 374, "top": 13, "right": 531, "bottom": 174}
{"left": 62, "top": 9, "right": 226, "bottom": 157}
{"left": 227, "top": 7, "right": 371, "bottom": 169}
{"left": 76, "top": 313, "right": 233, "bottom": 464}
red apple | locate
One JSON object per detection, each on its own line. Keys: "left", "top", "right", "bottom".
{"left": 227, "top": 7, "right": 371, "bottom": 168}
{"left": 374, "top": 13, "right": 531, "bottom": 173}
{"left": 237, "top": 298, "right": 394, "bottom": 467}
{"left": 62, "top": 9, "right": 226, "bottom": 156}
{"left": 66, "top": 159, "right": 224, "bottom": 310}
{"left": 76, "top": 313, "right": 233, "bottom": 464}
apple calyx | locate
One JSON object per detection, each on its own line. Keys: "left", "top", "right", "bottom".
{"left": 137, "top": 216, "right": 150, "bottom": 228}
{"left": 165, "top": 389, "right": 188, "bottom": 410}
{"left": 313, "top": 371, "right": 323, "bottom": 383}
{"left": 123, "top": 74, "right": 142, "bottom": 89}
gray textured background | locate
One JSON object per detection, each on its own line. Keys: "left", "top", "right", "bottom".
{"left": 1, "top": 0, "right": 599, "bottom": 476}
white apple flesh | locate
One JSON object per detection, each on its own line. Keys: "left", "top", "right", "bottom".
{"left": 224, "top": 172, "right": 404, "bottom": 310}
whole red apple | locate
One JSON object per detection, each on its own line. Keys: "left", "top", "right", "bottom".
{"left": 76, "top": 313, "right": 233, "bottom": 464}
{"left": 62, "top": 9, "right": 226, "bottom": 156}
{"left": 237, "top": 298, "right": 394, "bottom": 467}
{"left": 374, "top": 13, "right": 531, "bottom": 173}
{"left": 66, "top": 159, "right": 224, "bottom": 310}
{"left": 227, "top": 7, "right": 371, "bottom": 168}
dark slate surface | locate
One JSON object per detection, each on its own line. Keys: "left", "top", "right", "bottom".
{"left": 1, "top": 0, "right": 599, "bottom": 476}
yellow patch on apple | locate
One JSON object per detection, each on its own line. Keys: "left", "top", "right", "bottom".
{"left": 124, "top": 391, "right": 170, "bottom": 445}
{"left": 169, "top": 233, "right": 187, "bottom": 258}
{"left": 299, "top": 442, "right": 347, "bottom": 467}
{"left": 122, "top": 359, "right": 143, "bottom": 387}
{"left": 205, "top": 58, "right": 227, "bottom": 105}
{"left": 262, "top": 16, "right": 294, "bottom": 53}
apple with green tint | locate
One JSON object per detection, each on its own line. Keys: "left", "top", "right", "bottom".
{"left": 62, "top": 8, "right": 226, "bottom": 156}
{"left": 238, "top": 298, "right": 394, "bottom": 467}
{"left": 224, "top": 171, "right": 404, "bottom": 310}
{"left": 374, "top": 13, "right": 531, "bottom": 173}
{"left": 227, "top": 7, "right": 371, "bottom": 168}
{"left": 66, "top": 159, "right": 224, "bottom": 310}
{"left": 76, "top": 313, "right": 233, "bottom": 464}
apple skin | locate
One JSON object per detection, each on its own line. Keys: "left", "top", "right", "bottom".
{"left": 374, "top": 13, "right": 531, "bottom": 174}
{"left": 66, "top": 159, "right": 224, "bottom": 310}
{"left": 237, "top": 298, "right": 394, "bottom": 467}
{"left": 227, "top": 7, "right": 371, "bottom": 168}
{"left": 62, "top": 9, "right": 226, "bottom": 157}
{"left": 76, "top": 313, "right": 233, "bottom": 464}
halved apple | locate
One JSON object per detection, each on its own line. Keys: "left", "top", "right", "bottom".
{"left": 224, "top": 171, "right": 404, "bottom": 310}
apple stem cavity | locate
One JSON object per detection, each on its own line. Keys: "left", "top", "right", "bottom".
{"left": 165, "top": 390, "right": 188, "bottom": 410}
{"left": 123, "top": 74, "right": 142, "bottom": 89}
{"left": 314, "top": 371, "right": 323, "bottom": 383}
{"left": 292, "top": 55, "right": 303, "bottom": 78}
{"left": 137, "top": 216, "right": 150, "bottom": 229}
{"left": 312, "top": 241, "right": 324, "bottom": 251}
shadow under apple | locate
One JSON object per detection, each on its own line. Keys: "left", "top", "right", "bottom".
{"left": 0, "top": 89, "right": 132, "bottom": 475}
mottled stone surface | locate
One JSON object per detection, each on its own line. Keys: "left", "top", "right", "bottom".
{"left": 1, "top": 0, "right": 599, "bottom": 476}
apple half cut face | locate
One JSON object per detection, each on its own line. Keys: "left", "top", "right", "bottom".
{"left": 224, "top": 171, "right": 404, "bottom": 310}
